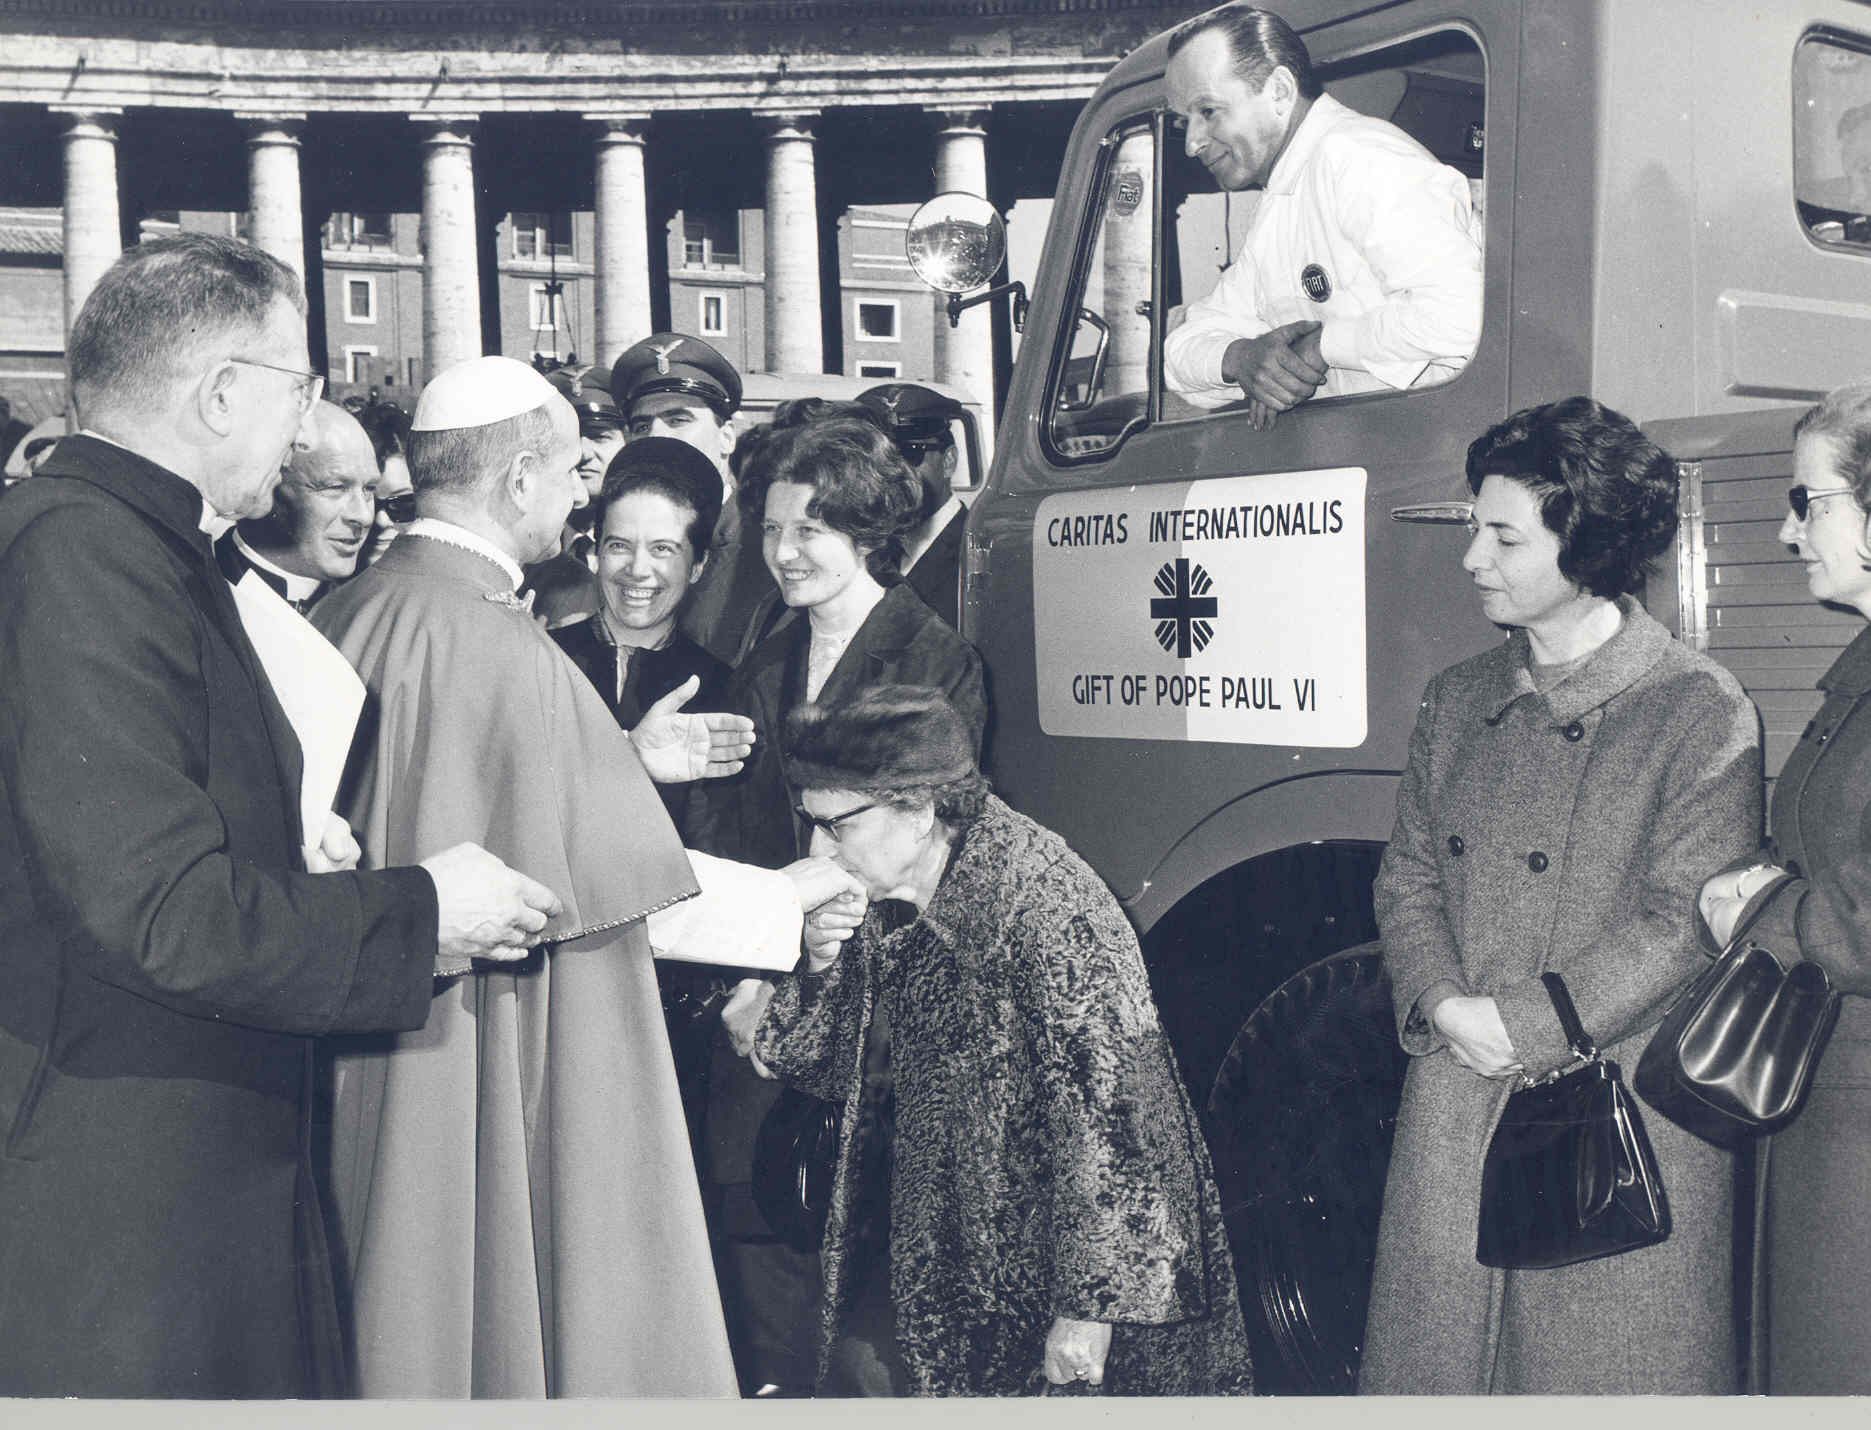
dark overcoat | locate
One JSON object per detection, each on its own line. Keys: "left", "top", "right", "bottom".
{"left": 755, "top": 795, "right": 1253, "bottom": 1396}
{"left": 0, "top": 438, "right": 439, "bottom": 1397}
{"left": 903, "top": 506, "right": 965, "bottom": 631}
{"left": 692, "top": 579, "right": 987, "bottom": 1194}
{"left": 1714, "top": 622, "right": 1871, "bottom": 1393}
{"left": 1363, "top": 599, "right": 1760, "bottom": 1394}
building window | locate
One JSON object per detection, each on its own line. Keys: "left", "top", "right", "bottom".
{"left": 530, "top": 283, "right": 560, "bottom": 331}
{"left": 855, "top": 299, "right": 900, "bottom": 341}
{"left": 681, "top": 208, "right": 740, "bottom": 269}
{"left": 699, "top": 291, "right": 728, "bottom": 336}
{"left": 858, "top": 361, "right": 902, "bottom": 378}
{"left": 512, "top": 212, "right": 574, "bottom": 260}
{"left": 344, "top": 345, "right": 379, "bottom": 384}
{"left": 345, "top": 276, "right": 377, "bottom": 323}
{"left": 407, "top": 357, "right": 421, "bottom": 387}
{"left": 329, "top": 212, "right": 392, "bottom": 249}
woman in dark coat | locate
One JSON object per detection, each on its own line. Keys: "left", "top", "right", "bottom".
{"left": 691, "top": 412, "right": 986, "bottom": 1395}
{"left": 755, "top": 686, "right": 1252, "bottom": 1396}
{"left": 1698, "top": 379, "right": 1871, "bottom": 1394}
{"left": 1360, "top": 398, "right": 1761, "bottom": 1394}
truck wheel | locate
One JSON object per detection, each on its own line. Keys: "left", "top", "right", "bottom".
{"left": 1204, "top": 944, "right": 1406, "bottom": 1394}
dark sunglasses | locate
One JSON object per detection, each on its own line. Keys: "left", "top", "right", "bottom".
{"left": 793, "top": 801, "right": 879, "bottom": 843}
{"left": 1788, "top": 484, "right": 1856, "bottom": 521}
{"left": 378, "top": 492, "right": 418, "bottom": 524}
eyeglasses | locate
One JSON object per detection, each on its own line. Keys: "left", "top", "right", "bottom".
{"left": 794, "top": 801, "right": 879, "bottom": 843}
{"left": 378, "top": 492, "right": 417, "bottom": 524}
{"left": 1788, "top": 484, "right": 1858, "bottom": 521}
{"left": 229, "top": 356, "right": 326, "bottom": 415}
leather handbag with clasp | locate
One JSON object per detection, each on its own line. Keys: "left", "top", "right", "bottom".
{"left": 1476, "top": 971, "right": 1670, "bottom": 1270}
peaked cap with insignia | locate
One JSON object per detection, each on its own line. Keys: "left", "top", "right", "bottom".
{"left": 857, "top": 381, "right": 962, "bottom": 449}
{"left": 611, "top": 332, "right": 743, "bottom": 420}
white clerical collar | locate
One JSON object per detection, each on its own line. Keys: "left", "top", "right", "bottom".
{"left": 402, "top": 517, "right": 525, "bottom": 591}
{"left": 80, "top": 427, "right": 233, "bottom": 538}
{"left": 232, "top": 530, "right": 324, "bottom": 603}
{"left": 1265, "top": 93, "right": 1350, "bottom": 197}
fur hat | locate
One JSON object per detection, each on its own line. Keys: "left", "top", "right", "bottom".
{"left": 785, "top": 685, "right": 978, "bottom": 794}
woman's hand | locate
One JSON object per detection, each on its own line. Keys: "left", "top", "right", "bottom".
{"left": 1432, "top": 995, "right": 1523, "bottom": 1079}
{"left": 1042, "top": 1316, "right": 1113, "bottom": 1387}
{"left": 1698, "top": 863, "right": 1786, "bottom": 946}
{"left": 804, "top": 889, "right": 867, "bottom": 972}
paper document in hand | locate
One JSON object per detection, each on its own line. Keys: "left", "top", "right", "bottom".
{"left": 227, "top": 572, "right": 366, "bottom": 861}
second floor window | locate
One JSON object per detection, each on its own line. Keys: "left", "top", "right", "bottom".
{"left": 682, "top": 209, "right": 740, "bottom": 268}
{"left": 329, "top": 212, "right": 392, "bottom": 249}
{"left": 512, "top": 212, "right": 574, "bottom": 260}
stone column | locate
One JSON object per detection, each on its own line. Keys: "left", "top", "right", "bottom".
{"left": 412, "top": 115, "right": 483, "bottom": 378}
{"left": 929, "top": 107, "right": 994, "bottom": 448}
{"left": 238, "top": 114, "right": 308, "bottom": 283}
{"left": 1103, "top": 127, "right": 1155, "bottom": 400}
{"left": 53, "top": 106, "right": 123, "bottom": 338}
{"left": 762, "top": 111, "right": 822, "bottom": 374}
{"left": 587, "top": 113, "right": 652, "bottom": 365}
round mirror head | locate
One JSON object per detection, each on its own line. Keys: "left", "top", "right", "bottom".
{"left": 906, "top": 192, "right": 1007, "bottom": 294}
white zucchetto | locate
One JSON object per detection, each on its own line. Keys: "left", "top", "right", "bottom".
{"left": 411, "top": 356, "right": 566, "bottom": 432}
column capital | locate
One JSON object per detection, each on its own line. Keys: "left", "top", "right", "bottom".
{"left": 234, "top": 113, "right": 307, "bottom": 142}
{"left": 49, "top": 106, "right": 122, "bottom": 136}
{"left": 927, "top": 106, "right": 990, "bottom": 137}
{"left": 758, "top": 109, "right": 820, "bottom": 143}
{"left": 584, "top": 112, "right": 652, "bottom": 142}
{"left": 408, "top": 113, "right": 479, "bottom": 144}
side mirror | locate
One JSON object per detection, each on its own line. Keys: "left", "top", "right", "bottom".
{"left": 906, "top": 192, "right": 1028, "bottom": 332}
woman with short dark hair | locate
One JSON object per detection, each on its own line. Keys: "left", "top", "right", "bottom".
{"left": 1358, "top": 398, "right": 1761, "bottom": 1393}
{"left": 755, "top": 685, "right": 1252, "bottom": 1396}
{"left": 691, "top": 411, "right": 985, "bottom": 1397}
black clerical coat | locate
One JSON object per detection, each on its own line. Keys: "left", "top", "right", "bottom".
{"left": 0, "top": 437, "right": 439, "bottom": 1398}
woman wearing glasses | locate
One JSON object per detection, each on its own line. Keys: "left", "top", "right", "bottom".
{"left": 752, "top": 686, "right": 1252, "bottom": 1396}
{"left": 690, "top": 411, "right": 985, "bottom": 1397}
{"left": 1696, "top": 380, "right": 1871, "bottom": 1393}
{"left": 1359, "top": 397, "right": 1760, "bottom": 1394}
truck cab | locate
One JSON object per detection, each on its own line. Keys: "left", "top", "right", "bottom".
{"left": 941, "top": 0, "right": 1871, "bottom": 1390}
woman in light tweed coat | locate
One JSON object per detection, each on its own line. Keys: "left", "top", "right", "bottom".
{"left": 1359, "top": 398, "right": 1761, "bottom": 1394}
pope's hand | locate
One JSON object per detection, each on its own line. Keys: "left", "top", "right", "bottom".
{"left": 783, "top": 856, "right": 865, "bottom": 918}
{"left": 305, "top": 812, "right": 361, "bottom": 873}
{"left": 629, "top": 675, "right": 756, "bottom": 785}
{"left": 1042, "top": 1316, "right": 1113, "bottom": 1387}
{"left": 419, "top": 842, "right": 563, "bottom": 970}
{"left": 1698, "top": 863, "right": 1786, "bottom": 946}
{"left": 1222, "top": 320, "right": 1327, "bottom": 413}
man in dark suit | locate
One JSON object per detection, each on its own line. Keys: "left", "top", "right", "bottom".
{"left": 219, "top": 399, "right": 380, "bottom": 611}
{"left": 857, "top": 382, "right": 969, "bottom": 630}
{"left": 0, "top": 232, "right": 560, "bottom": 1398}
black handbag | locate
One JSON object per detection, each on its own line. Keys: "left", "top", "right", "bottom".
{"left": 750, "top": 1086, "right": 842, "bottom": 1254}
{"left": 1476, "top": 971, "right": 1670, "bottom": 1270}
{"left": 1635, "top": 901, "right": 1842, "bottom": 1147}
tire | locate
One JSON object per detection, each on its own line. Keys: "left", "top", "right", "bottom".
{"left": 1204, "top": 944, "right": 1406, "bottom": 1394}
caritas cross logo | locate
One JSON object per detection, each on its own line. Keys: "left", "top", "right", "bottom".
{"left": 1150, "top": 558, "right": 1218, "bottom": 658}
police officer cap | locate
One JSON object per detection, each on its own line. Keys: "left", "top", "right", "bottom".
{"left": 611, "top": 332, "right": 742, "bottom": 420}
{"left": 858, "top": 382, "right": 962, "bottom": 447}
{"left": 543, "top": 362, "right": 622, "bottom": 430}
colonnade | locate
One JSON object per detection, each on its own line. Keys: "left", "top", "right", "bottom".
{"left": 48, "top": 102, "right": 1000, "bottom": 416}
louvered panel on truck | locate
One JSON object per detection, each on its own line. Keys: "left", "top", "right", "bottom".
{"left": 1696, "top": 451, "right": 1846, "bottom": 782}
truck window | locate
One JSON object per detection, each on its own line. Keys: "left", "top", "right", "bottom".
{"left": 1794, "top": 29, "right": 1871, "bottom": 251}
{"left": 1043, "top": 117, "right": 1157, "bottom": 462}
{"left": 1161, "top": 28, "right": 1485, "bottom": 425}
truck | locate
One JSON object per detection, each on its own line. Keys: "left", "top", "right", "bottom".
{"left": 911, "top": 0, "right": 1871, "bottom": 1391}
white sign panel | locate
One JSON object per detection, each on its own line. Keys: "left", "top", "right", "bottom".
{"left": 1034, "top": 467, "right": 1367, "bottom": 746}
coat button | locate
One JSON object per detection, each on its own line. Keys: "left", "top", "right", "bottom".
{"left": 1562, "top": 721, "right": 1584, "bottom": 742}
{"left": 1448, "top": 835, "right": 1465, "bottom": 856}
{"left": 1527, "top": 850, "right": 1549, "bottom": 873}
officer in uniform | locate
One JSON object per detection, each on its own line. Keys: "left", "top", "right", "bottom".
{"left": 857, "top": 382, "right": 967, "bottom": 630}
{"left": 525, "top": 360, "right": 625, "bottom": 628}
{"left": 612, "top": 334, "right": 771, "bottom": 665}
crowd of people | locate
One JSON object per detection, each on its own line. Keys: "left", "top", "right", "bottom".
{"left": 3, "top": 0, "right": 1871, "bottom": 1403}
